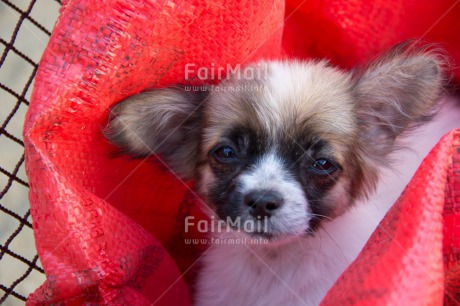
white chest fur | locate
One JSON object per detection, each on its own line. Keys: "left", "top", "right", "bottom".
{"left": 195, "top": 201, "right": 384, "bottom": 306}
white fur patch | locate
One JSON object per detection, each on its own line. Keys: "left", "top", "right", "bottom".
{"left": 196, "top": 203, "right": 378, "bottom": 306}
{"left": 238, "top": 153, "right": 311, "bottom": 236}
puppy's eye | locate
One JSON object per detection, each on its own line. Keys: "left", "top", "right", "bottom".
{"left": 309, "top": 158, "right": 337, "bottom": 175}
{"left": 212, "top": 146, "right": 239, "bottom": 163}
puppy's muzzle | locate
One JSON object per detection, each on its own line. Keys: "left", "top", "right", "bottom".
{"left": 244, "top": 190, "right": 283, "bottom": 218}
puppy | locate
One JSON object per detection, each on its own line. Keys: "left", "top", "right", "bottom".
{"left": 104, "top": 44, "right": 446, "bottom": 305}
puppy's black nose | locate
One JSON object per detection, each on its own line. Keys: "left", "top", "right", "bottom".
{"left": 244, "top": 190, "right": 283, "bottom": 218}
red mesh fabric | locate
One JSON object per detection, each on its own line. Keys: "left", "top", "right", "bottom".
{"left": 24, "top": 0, "right": 460, "bottom": 304}
{"left": 283, "top": 0, "right": 460, "bottom": 77}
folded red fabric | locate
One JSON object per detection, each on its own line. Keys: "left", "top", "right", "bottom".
{"left": 25, "top": 0, "right": 460, "bottom": 304}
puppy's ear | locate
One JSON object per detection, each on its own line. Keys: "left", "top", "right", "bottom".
{"left": 104, "top": 88, "right": 207, "bottom": 179}
{"left": 353, "top": 44, "right": 446, "bottom": 163}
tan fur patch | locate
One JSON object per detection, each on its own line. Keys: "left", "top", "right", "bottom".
{"left": 202, "top": 61, "right": 358, "bottom": 165}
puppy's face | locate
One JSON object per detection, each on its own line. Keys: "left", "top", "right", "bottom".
{"left": 198, "top": 62, "right": 361, "bottom": 239}
{"left": 105, "top": 46, "right": 443, "bottom": 241}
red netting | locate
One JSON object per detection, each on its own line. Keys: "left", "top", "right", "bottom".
{"left": 20, "top": 0, "right": 460, "bottom": 305}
